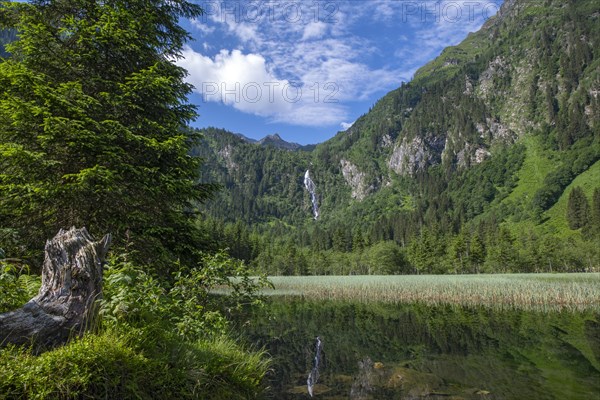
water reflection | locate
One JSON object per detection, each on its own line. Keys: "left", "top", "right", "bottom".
{"left": 307, "top": 336, "right": 324, "bottom": 397}
{"left": 233, "top": 298, "right": 600, "bottom": 399}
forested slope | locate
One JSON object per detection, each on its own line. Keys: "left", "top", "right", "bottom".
{"left": 197, "top": 0, "right": 600, "bottom": 274}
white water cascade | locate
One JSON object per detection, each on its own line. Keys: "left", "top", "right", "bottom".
{"left": 304, "top": 169, "right": 319, "bottom": 220}
{"left": 307, "top": 336, "right": 323, "bottom": 397}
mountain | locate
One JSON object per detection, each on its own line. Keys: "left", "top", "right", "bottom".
{"left": 227, "top": 132, "right": 310, "bottom": 151}
{"left": 234, "top": 133, "right": 258, "bottom": 144}
{"left": 196, "top": 0, "right": 600, "bottom": 274}
{"left": 257, "top": 134, "right": 302, "bottom": 150}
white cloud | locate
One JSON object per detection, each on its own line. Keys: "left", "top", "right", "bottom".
{"left": 180, "top": 0, "right": 501, "bottom": 129}
{"left": 179, "top": 5, "right": 407, "bottom": 128}
{"left": 231, "top": 22, "right": 261, "bottom": 44}
{"left": 272, "top": 103, "right": 348, "bottom": 127}
{"left": 209, "top": 11, "right": 264, "bottom": 48}
{"left": 394, "top": 0, "right": 501, "bottom": 72}
{"left": 177, "top": 47, "right": 350, "bottom": 126}
{"left": 178, "top": 47, "right": 290, "bottom": 116}
{"left": 302, "top": 21, "right": 328, "bottom": 41}
{"left": 191, "top": 19, "right": 215, "bottom": 35}
{"left": 340, "top": 121, "right": 355, "bottom": 130}
{"left": 300, "top": 58, "right": 403, "bottom": 102}
{"left": 372, "top": 0, "right": 396, "bottom": 21}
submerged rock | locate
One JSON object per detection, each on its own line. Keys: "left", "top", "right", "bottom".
{"left": 386, "top": 365, "right": 445, "bottom": 396}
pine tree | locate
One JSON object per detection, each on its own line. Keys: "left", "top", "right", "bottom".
{"left": 566, "top": 187, "right": 590, "bottom": 230}
{"left": 449, "top": 230, "right": 468, "bottom": 273}
{"left": 468, "top": 233, "right": 485, "bottom": 273}
{"left": 484, "top": 227, "right": 521, "bottom": 273}
{"left": 352, "top": 228, "right": 365, "bottom": 252}
{"left": 586, "top": 188, "right": 600, "bottom": 237}
{"left": 0, "top": 1, "right": 214, "bottom": 271}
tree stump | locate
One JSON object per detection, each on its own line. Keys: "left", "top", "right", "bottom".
{"left": 0, "top": 227, "right": 111, "bottom": 351}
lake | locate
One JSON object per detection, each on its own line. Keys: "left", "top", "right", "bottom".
{"left": 231, "top": 275, "right": 600, "bottom": 399}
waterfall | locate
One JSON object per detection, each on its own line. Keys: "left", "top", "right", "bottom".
{"left": 307, "top": 336, "right": 323, "bottom": 397}
{"left": 304, "top": 170, "right": 319, "bottom": 220}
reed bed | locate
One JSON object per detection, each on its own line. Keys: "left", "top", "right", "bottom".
{"left": 262, "top": 273, "right": 600, "bottom": 312}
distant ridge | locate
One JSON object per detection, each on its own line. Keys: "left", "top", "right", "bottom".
{"left": 234, "top": 132, "right": 310, "bottom": 151}
{"left": 258, "top": 134, "right": 301, "bottom": 150}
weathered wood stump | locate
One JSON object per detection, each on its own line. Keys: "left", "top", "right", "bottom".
{"left": 0, "top": 227, "right": 111, "bottom": 350}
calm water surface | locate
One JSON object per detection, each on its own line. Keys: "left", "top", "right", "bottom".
{"left": 233, "top": 298, "right": 600, "bottom": 400}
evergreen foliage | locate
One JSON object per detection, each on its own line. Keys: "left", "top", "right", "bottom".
{"left": 0, "top": 1, "right": 271, "bottom": 397}
{"left": 566, "top": 187, "right": 590, "bottom": 230}
{"left": 591, "top": 188, "right": 600, "bottom": 234}
{"left": 0, "top": 0, "right": 215, "bottom": 271}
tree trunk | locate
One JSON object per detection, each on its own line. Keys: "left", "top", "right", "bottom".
{"left": 0, "top": 227, "right": 111, "bottom": 351}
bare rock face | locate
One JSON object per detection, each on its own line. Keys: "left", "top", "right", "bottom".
{"left": 388, "top": 137, "right": 426, "bottom": 177}
{"left": 388, "top": 135, "right": 446, "bottom": 177}
{"left": 456, "top": 143, "right": 492, "bottom": 168}
{"left": 475, "top": 118, "right": 517, "bottom": 144}
{"left": 0, "top": 227, "right": 111, "bottom": 351}
{"left": 340, "top": 159, "right": 373, "bottom": 201}
{"left": 464, "top": 75, "right": 474, "bottom": 95}
{"left": 218, "top": 144, "right": 238, "bottom": 172}
{"left": 478, "top": 56, "right": 508, "bottom": 99}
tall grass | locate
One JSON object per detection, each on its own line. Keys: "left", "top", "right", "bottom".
{"left": 264, "top": 273, "right": 600, "bottom": 312}
{"left": 0, "top": 329, "right": 270, "bottom": 400}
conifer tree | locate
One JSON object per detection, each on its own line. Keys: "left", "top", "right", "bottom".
{"left": 0, "top": 1, "right": 213, "bottom": 271}
{"left": 566, "top": 187, "right": 590, "bottom": 230}
{"left": 468, "top": 233, "right": 485, "bottom": 273}
{"left": 586, "top": 188, "right": 600, "bottom": 236}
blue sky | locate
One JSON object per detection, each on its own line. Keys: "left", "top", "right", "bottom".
{"left": 178, "top": 0, "right": 503, "bottom": 144}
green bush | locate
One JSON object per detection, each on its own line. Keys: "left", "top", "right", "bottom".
{"left": 0, "top": 263, "right": 40, "bottom": 313}
{"left": 100, "top": 251, "right": 270, "bottom": 340}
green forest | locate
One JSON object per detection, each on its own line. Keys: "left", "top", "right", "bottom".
{"left": 0, "top": 0, "right": 599, "bottom": 398}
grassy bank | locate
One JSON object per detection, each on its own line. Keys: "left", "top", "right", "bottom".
{"left": 0, "top": 255, "right": 271, "bottom": 400}
{"left": 264, "top": 273, "right": 600, "bottom": 312}
{"left": 0, "top": 330, "right": 268, "bottom": 400}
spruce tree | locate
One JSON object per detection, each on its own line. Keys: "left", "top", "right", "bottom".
{"left": 468, "top": 233, "right": 485, "bottom": 273}
{"left": 0, "top": 1, "right": 214, "bottom": 271}
{"left": 587, "top": 188, "right": 600, "bottom": 236}
{"left": 566, "top": 187, "right": 590, "bottom": 230}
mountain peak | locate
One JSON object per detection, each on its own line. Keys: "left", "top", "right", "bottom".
{"left": 258, "top": 133, "right": 301, "bottom": 150}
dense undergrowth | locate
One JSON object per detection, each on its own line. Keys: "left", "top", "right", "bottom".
{"left": 0, "top": 254, "right": 271, "bottom": 400}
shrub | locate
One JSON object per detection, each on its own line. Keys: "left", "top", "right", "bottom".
{"left": 100, "top": 251, "right": 270, "bottom": 340}
{"left": 0, "top": 263, "right": 40, "bottom": 313}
